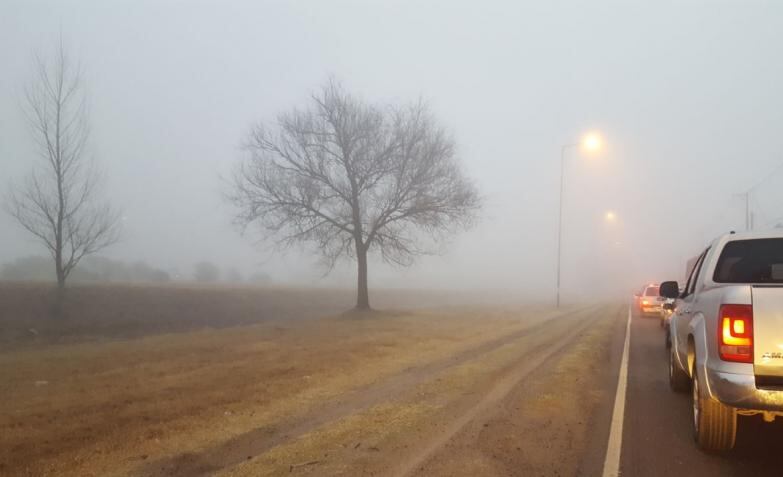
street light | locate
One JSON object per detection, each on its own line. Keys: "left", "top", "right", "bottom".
{"left": 582, "top": 132, "right": 603, "bottom": 153}
{"left": 556, "top": 132, "right": 604, "bottom": 308}
{"left": 605, "top": 210, "right": 617, "bottom": 222}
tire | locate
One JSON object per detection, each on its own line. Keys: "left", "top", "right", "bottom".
{"left": 669, "top": 345, "right": 689, "bottom": 392}
{"left": 692, "top": 366, "right": 736, "bottom": 451}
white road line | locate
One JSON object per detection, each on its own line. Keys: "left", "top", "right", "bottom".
{"left": 602, "top": 307, "right": 631, "bottom": 477}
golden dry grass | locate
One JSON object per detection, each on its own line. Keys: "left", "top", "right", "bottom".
{"left": 1, "top": 297, "right": 559, "bottom": 477}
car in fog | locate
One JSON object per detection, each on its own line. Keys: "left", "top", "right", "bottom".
{"left": 633, "top": 284, "right": 662, "bottom": 317}
{"left": 663, "top": 231, "right": 783, "bottom": 450}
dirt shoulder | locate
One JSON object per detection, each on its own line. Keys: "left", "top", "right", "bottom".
{"left": 221, "top": 305, "right": 622, "bottom": 477}
{"left": 407, "top": 304, "right": 624, "bottom": 477}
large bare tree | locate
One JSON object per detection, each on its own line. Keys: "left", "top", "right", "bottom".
{"left": 231, "top": 80, "right": 480, "bottom": 309}
{"left": 6, "top": 45, "right": 120, "bottom": 302}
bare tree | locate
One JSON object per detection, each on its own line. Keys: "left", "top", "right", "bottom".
{"left": 5, "top": 44, "right": 120, "bottom": 304}
{"left": 230, "top": 80, "right": 480, "bottom": 309}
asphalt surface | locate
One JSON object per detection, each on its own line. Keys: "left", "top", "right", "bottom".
{"left": 619, "top": 310, "right": 783, "bottom": 476}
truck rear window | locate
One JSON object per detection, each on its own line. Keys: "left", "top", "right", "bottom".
{"left": 714, "top": 238, "right": 783, "bottom": 283}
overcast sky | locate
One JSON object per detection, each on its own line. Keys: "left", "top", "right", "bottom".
{"left": 3, "top": 0, "right": 783, "bottom": 298}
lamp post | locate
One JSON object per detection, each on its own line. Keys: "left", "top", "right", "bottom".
{"left": 556, "top": 132, "right": 603, "bottom": 307}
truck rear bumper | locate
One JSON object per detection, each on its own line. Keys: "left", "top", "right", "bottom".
{"left": 706, "top": 367, "right": 783, "bottom": 412}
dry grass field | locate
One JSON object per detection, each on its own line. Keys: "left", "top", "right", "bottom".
{"left": 0, "top": 283, "right": 619, "bottom": 477}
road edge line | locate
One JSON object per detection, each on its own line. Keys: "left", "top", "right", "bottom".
{"left": 602, "top": 306, "right": 631, "bottom": 477}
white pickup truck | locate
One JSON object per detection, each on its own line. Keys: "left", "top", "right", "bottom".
{"left": 661, "top": 231, "right": 783, "bottom": 450}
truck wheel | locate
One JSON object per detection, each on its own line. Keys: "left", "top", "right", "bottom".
{"left": 669, "top": 345, "right": 689, "bottom": 392}
{"left": 692, "top": 366, "right": 736, "bottom": 451}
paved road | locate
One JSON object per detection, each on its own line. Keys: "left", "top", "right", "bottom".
{"left": 619, "top": 310, "right": 783, "bottom": 476}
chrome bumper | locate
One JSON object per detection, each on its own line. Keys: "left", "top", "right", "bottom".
{"left": 705, "top": 367, "right": 783, "bottom": 412}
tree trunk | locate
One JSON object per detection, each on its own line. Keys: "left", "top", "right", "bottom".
{"left": 53, "top": 255, "right": 66, "bottom": 318}
{"left": 356, "top": 243, "right": 370, "bottom": 310}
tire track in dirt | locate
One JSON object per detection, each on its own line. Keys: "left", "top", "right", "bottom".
{"left": 140, "top": 306, "right": 600, "bottom": 477}
{"left": 393, "top": 305, "right": 611, "bottom": 477}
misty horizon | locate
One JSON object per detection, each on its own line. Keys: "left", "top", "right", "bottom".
{"left": 4, "top": 1, "right": 783, "bottom": 300}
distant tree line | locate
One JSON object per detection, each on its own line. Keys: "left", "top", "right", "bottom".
{"left": 1, "top": 256, "right": 274, "bottom": 286}
{"left": 193, "top": 261, "right": 220, "bottom": 282}
{"left": 190, "top": 262, "right": 272, "bottom": 284}
{"left": 1, "top": 256, "right": 170, "bottom": 283}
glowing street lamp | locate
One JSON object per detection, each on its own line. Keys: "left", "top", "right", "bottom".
{"left": 605, "top": 210, "right": 617, "bottom": 222}
{"left": 582, "top": 132, "right": 603, "bottom": 153}
{"left": 556, "top": 131, "right": 605, "bottom": 307}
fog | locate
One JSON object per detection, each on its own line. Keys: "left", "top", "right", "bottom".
{"left": 3, "top": 0, "right": 783, "bottom": 301}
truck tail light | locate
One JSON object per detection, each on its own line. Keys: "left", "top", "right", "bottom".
{"left": 718, "top": 304, "right": 753, "bottom": 363}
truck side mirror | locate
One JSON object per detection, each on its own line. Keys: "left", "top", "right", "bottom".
{"left": 660, "top": 281, "right": 679, "bottom": 299}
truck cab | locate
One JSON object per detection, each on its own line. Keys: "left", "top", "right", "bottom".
{"left": 662, "top": 231, "right": 783, "bottom": 450}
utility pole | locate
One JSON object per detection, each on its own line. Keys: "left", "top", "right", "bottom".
{"left": 738, "top": 160, "right": 783, "bottom": 231}
{"left": 556, "top": 144, "right": 574, "bottom": 309}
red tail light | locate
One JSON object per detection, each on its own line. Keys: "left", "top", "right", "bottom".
{"left": 718, "top": 304, "right": 753, "bottom": 363}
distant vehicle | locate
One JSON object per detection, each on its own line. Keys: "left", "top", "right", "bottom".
{"left": 663, "top": 231, "right": 783, "bottom": 450}
{"left": 633, "top": 284, "right": 662, "bottom": 317}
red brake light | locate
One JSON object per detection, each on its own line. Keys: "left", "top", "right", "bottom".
{"left": 718, "top": 304, "right": 753, "bottom": 363}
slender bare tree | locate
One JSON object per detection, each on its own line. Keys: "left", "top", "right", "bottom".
{"left": 6, "top": 44, "right": 120, "bottom": 306}
{"left": 230, "top": 80, "right": 480, "bottom": 309}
